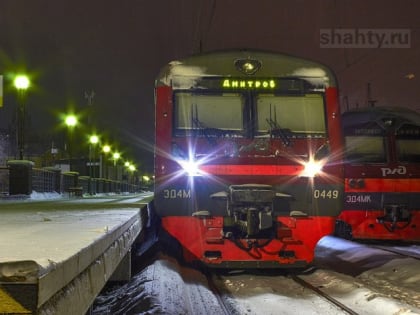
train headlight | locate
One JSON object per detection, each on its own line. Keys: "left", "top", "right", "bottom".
{"left": 178, "top": 159, "right": 202, "bottom": 177}
{"left": 300, "top": 159, "right": 323, "bottom": 178}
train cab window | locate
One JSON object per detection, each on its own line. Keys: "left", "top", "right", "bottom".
{"left": 255, "top": 94, "right": 326, "bottom": 136}
{"left": 344, "top": 136, "right": 386, "bottom": 163}
{"left": 397, "top": 139, "right": 420, "bottom": 162}
{"left": 174, "top": 92, "right": 244, "bottom": 136}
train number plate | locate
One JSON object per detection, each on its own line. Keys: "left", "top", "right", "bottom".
{"left": 163, "top": 189, "right": 191, "bottom": 199}
{"left": 313, "top": 189, "right": 339, "bottom": 199}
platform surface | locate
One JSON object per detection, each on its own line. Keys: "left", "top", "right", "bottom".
{"left": 0, "top": 193, "right": 153, "bottom": 314}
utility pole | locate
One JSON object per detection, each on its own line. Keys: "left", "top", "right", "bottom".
{"left": 84, "top": 90, "right": 95, "bottom": 124}
{"left": 85, "top": 90, "right": 96, "bottom": 177}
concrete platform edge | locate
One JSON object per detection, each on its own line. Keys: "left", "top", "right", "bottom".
{"left": 38, "top": 215, "right": 142, "bottom": 314}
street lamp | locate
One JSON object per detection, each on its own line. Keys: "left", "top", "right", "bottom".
{"left": 88, "top": 134, "right": 99, "bottom": 178}
{"left": 14, "top": 75, "right": 30, "bottom": 90}
{"left": 65, "top": 115, "right": 78, "bottom": 129}
{"left": 125, "top": 162, "right": 136, "bottom": 187}
{"left": 103, "top": 145, "right": 111, "bottom": 153}
{"left": 64, "top": 114, "right": 78, "bottom": 171}
{"left": 14, "top": 74, "right": 30, "bottom": 159}
{"left": 102, "top": 144, "right": 111, "bottom": 178}
{"left": 112, "top": 152, "right": 121, "bottom": 180}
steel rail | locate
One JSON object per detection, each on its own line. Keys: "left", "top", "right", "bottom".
{"left": 291, "top": 274, "right": 360, "bottom": 315}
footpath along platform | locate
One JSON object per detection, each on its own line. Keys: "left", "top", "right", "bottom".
{"left": 0, "top": 197, "right": 152, "bottom": 314}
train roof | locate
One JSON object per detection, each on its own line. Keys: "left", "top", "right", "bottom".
{"left": 342, "top": 106, "right": 420, "bottom": 129}
{"left": 156, "top": 49, "right": 337, "bottom": 89}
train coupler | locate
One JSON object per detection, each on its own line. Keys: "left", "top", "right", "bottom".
{"left": 377, "top": 204, "right": 411, "bottom": 231}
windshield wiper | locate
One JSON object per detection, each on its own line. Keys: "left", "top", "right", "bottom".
{"left": 191, "top": 104, "right": 224, "bottom": 145}
{"left": 266, "top": 118, "right": 292, "bottom": 146}
{"left": 265, "top": 103, "right": 292, "bottom": 146}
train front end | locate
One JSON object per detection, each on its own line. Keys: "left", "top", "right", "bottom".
{"left": 154, "top": 50, "right": 344, "bottom": 268}
{"left": 336, "top": 107, "right": 420, "bottom": 242}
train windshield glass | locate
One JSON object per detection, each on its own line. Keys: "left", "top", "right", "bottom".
{"left": 256, "top": 94, "right": 326, "bottom": 136}
{"left": 344, "top": 136, "right": 386, "bottom": 163}
{"left": 174, "top": 92, "right": 244, "bottom": 135}
{"left": 173, "top": 91, "right": 326, "bottom": 138}
{"left": 397, "top": 139, "right": 420, "bottom": 162}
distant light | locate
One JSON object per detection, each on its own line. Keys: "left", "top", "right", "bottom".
{"left": 65, "top": 115, "right": 78, "bottom": 128}
{"left": 89, "top": 135, "right": 99, "bottom": 144}
{"left": 14, "top": 75, "right": 30, "bottom": 90}
{"left": 113, "top": 152, "right": 121, "bottom": 160}
{"left": 103, "top": 145, "right": 111, "bottom": 153}
{"left": 405, "top": 73, "right": 415, "bottom": 79}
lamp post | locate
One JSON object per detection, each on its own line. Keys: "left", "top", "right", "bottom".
{"left": 112, "top": 152, "right": 121, "bottom": 180}
{"left": 14, "top": 74, "right": 30, "bottom": 160}
{"left": 124, "top": 161, "right": 131, "bottom": 184}
{"left": 142, "top": 175, "right": 150, "bottom": 188}
{"left": 127, "top": 163, "right": 136, "bottom": 186}
{"left": 88, "top": 134, "right": 99, "bottom": 178}
{"left": 102, "top": 144, "right": 111, "bottom": 178}
{"left": 64, "top": 114, "right": 78, "bottom": 171}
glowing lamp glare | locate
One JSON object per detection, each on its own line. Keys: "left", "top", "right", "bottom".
{"left": 179, "top": 159, "right": 202, "bottom": 177}
{"left": 301, "top": 160, "right": 323, "bottom": 178}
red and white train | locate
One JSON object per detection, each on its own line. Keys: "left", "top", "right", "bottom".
{"left": 154, "top": 50, "right": 344, "bottom": 268}
{"left": 335, "top": 107, "right": 420, "bottom": 242}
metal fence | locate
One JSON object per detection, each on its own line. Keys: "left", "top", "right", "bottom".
{"left": 32, "top": 168, "right": 57, "bottom": 193}
{"left": 0, "top": 165, "right": 142, "bottom": 196}
{"left": 0, "top": 167, "right": 9, "bottom": 195}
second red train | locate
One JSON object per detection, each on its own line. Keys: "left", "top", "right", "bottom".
{"left": 335, "top": 106, "right": 420, "bottom": 242}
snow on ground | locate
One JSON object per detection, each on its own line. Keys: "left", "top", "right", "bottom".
{"left": 92, "top": 253, "right": 228, "bottom": 315}
{"left": 315, "top": 236, "right": 420, "bottom": 312}
{"left": 216, "top": 272, "right": 355, "bottom": 315}
{"left": 11, "top": 194, "right": 419, "bottom": 314}
{"left": 315, "top": 236, "right": 420, "bottom": 309}
{"left": 30, "top": 191, "right": 63, "bottom": 200}
{"left": 93, "top": 236, "right": 420, "bottom": 315}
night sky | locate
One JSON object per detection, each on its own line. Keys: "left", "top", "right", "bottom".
{"left": 1, "top": 0, "right": 419, "bottom": 172}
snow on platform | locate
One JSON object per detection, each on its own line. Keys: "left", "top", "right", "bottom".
{"left": 0, "top": 199, "right": 150, "bottom": 314}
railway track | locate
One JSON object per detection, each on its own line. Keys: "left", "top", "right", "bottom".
{"left": 93, "top": 250, "right": 420, "bottom": 314}
{"left": 206, "top": 273, "right": 239, "bottom": 315}
{"left": 208, "top": 269, "right": 367, "bottom": 315}
{"left": 291, "top": 274, "right": 359, "bottom": 315}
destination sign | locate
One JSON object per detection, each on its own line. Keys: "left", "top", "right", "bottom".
{"left": 193, "top": 77, "right": 310, "bottom": 93}
{"left": 221, "top": 79, "right": 276, "bottom": 89}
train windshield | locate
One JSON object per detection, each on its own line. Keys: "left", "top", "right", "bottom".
{"left": 396, "top": 124, "right": 420, "bottom": 163}
{"left": 174, "top": 92, "right": 244, "bottom": 136}
{"left": 256, "top": 94, "right": 326, "bottom": 136}
{"left": 173, "top": 91, "right": 326, "bottom": 138}
{"left": 344, "top": 136, "right": 386, "bottom": 163}
{"left": 397, "top": 139, "right": 420, "bottom": 162}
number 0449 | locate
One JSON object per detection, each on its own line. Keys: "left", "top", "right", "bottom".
{"left": 313, "top": 189, "right": 339, "bottom": 199}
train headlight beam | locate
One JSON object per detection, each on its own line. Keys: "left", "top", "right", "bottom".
{"left": 300, "top": 159, "right": 323, "bottom": 178}
{"left": 178, "top": 158, "right": 203, "bottom": 177}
